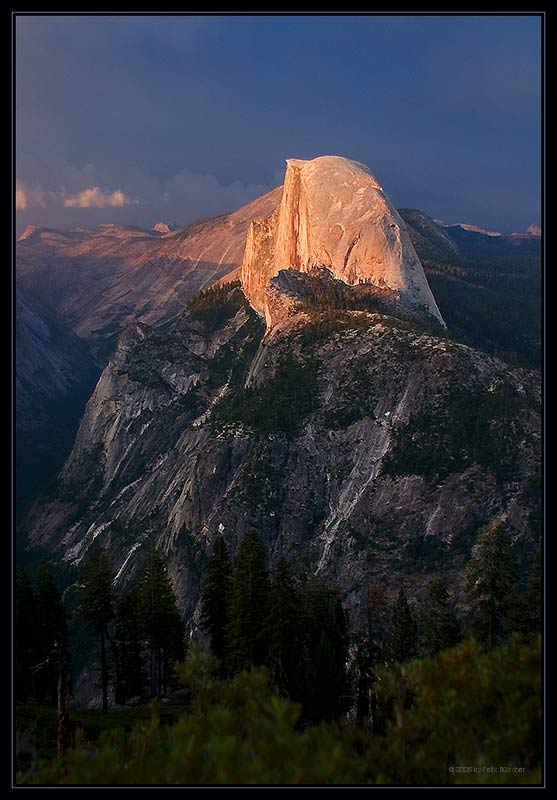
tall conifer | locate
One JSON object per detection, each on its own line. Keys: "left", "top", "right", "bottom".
{"left": 200, "top": 536, "right": 232, "bottom": 666}
{"left": 226, "top": 528, "right": 269, "bottom": 674}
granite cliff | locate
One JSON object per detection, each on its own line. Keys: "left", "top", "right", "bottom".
{"left": 241, "top": 157, "right": 444, "bottom": 328}
{"left": 22, "top": 282, "right": 540, "bottom": 639}
{"left": 19, "top": 157, "right": 540, "bottom": 692}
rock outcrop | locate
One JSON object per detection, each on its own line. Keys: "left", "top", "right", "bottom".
{"left": 241, "top": 157, "right": 445, "bottom": 327}
{"left": 21, "top": 285, "right": 540, "bottom": 641}
{"left": 16, "top": 187, "right": 282, "bottom": 359}
{"left": 152, "top": 222, "right": 176, "bottom": 235}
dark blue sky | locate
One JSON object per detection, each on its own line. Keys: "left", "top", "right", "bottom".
{"left": 16, "top": 14, "right": 542, "bottom": 234}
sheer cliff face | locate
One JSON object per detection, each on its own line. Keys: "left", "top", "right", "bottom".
{"left": 23, "top": 286, "right": 539, "bottom": 635}
{"left": 241, "top": 157, "right": 445, "bottom": 326}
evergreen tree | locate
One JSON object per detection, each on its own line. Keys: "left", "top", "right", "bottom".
{"left": 226, "top": 528, "right": 269, "bottom": 674}
{"left": 355, "top": 583, "right": 389, "bottom": 733}
{"left": 385, "top": 589, "right": 418, "bottom": 665}
{"left": 466, "top": 523, "right": 518, "bottom": 649}
{"left": 137, "top": 547, "right": 184, "bottom": 697}
{"left": 114, "top": 588, "right": 145, "bottom": 702}
{"left": 509, "top": 540, "right": 542, "bottom": 639}
{"left": 420, "top": 579, "right": 462, "bottom": 656}
{"left": 200, "top": 536, "right": 232, "bottom": 666}
{"left": 35, "top": 562, "right": 69, "bottom": 704}
{"left": 15, "top": 566, "right": 39, "bottom": 702}
{"left": 76, "top": 545, "right": 115, "bottom": 710}
{"left": 263, "top": 557, "right": 305, "bottom": 700}
{"left": 298, "top": 575, "right": 351, "bottom": 722}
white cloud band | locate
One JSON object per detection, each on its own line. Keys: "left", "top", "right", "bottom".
{"left": 63, "top": 186, "right": 137, "bottom": 208}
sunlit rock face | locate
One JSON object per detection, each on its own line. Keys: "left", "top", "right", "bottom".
{"left": 16, "top": 187, "right": 283, "bottom": 358}
{"left": 241, "top": 156, "right": 445, "bottom": 326}
{"left": 152, "top": 222, "right": 176, "bottom": 235}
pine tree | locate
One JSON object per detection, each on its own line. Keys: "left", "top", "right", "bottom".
{"left": 15, "top": 566, "right": 39, "bottom": 702}
{"left": 355, "top": 583, "right": 389, "bottom": 732}
{"left": 466, "top": 523, "right": 518, "bottom": 649}
{"left": 509, "top": 540, "right": 542, "bottom": 639}
{"left": 385, "top": 589, "right": 418, "bottom": 665}
{"left": 200, "top": 536, "right": 232, "bottom": 667}
{"left": 298, "top": 575, "right": 351, "bottom": 722}
{"left": 35, "top": 562, "right": 69, "bottom": 704}
{"left": 226, "top": 528, "right": 269, "bottom": 674}
{"left": 114, "top": 588, "right": 145, "bottom": 702}
{"left": 76, "top": 545, "right": 115, "bottom": 710}
{"left": 420, "top": 579, "right": 462, "bottom": 656}
{"left": 263, "top": 557, "right": 305, "bottom": 700}
{"left": 137, "top": 547, "right": 184, "bottom": 697}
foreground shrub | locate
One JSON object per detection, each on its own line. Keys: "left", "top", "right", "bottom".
{"left": 27, "top": 636, "right": 541, "bottom": 786}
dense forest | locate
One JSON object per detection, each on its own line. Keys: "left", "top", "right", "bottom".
{"left": 398, "top": 211, "right": 542, "bottom": 368}
{"left": 15, "top": 524, "right": 542, "bottom": 786}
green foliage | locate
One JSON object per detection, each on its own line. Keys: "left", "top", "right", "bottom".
{"left": 28, "top": 667, "right": 364, "bottom": 786}
{"left": 16, "top": 701, "right": 182, "bottom": 783}
{"left": 200, "top": 537, "right": 232, "bottom": 665}
{"left": 75, "top": 545, "right": 115, "bottom": 709}
{"left": 323, "top": 363, "right": 376, "bottom": 429}
{"left": 297, "top": 575, "right": 351, "bottom": 723}
{"left": 263, "top": 557, "right": 306, "bottom": 701}
{"left": 465, "top": 523, "right": 518, "bottom": 649}
{"left": 384, "top": 589, "right": 418, "bottom": 665}
{"left": 401, "top": 213, "right": 541, "bottom": 367}
{"left": 75, "top": 544, "right": 114, "bottom": 634}
{"left": 15, "top": 564, "right": 71, "bottom": 706}
{"left": 293, "top": 272, "right": 387, "bottom": 316}
{"left": 15, "top": 566, "right": 39, "bottom": 703}
{"left": 382, "top": 381, "right": 528, "bottom": 482}
{"left": 27, "top": 637, "right": 541, "bottom": 786}
{"left": 174, "top": 643, "right": 220, "bottom": 695}
{"left": 373, "top": 636, "right": 542, "bottom": 784}
{"left": 399, "top": 534, "right": 450, "bottom": 573}
{"left": 419, "top": 579, "right": 462, "bottom": 656}
{"left": 177, "top": 387, "right": 204, "bottom": 416}
{"left": 225, "top": 529, "right": 269, "bottom": 673}
{"left": 203, "top": 537, "right": 351, "bottom": 723}
{"left": 185, "top": 281, "right": 245, "bottom": 332}
{"left": 216, "top": 353, "right": 319, "bottom": 435}
{"left": 508, "top": 540, "right": 542, "bottom": 640}
{"left": 114, "top": 588, "right": 145, "bottom": 703}
{"left": 295, "top": 314, "right": 350, "bottom": 346}
{"left": 136, "top": 547, "right": 185, "bottom": 696}
{"left": 34, "top": 562, "right": 70, "bottom": 704}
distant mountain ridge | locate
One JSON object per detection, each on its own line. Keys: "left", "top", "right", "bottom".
{"left": 16, "top": 187, "right": 282, "bottom": 359}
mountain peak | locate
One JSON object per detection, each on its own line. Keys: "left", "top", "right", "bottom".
{"left": 152, "top": 222, "right": 176, "bottom": 235}
{"left": 241, "top": 155, "right": 445, "bottom": 328}
{"left": 18, "top": 224, "right": 40, "bottom": 241}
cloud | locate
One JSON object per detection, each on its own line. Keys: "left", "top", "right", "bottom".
{"left": 16, "top": 153, "right": 272, "bottom": 231}
{"left": 15, "top": 180, "right": 47, "bottom": 210}
{"left": 63, "top": 186, "right": 137, "bottom": 208}
{"left": 527, "top": 223, "right": 541, "bottom": 236}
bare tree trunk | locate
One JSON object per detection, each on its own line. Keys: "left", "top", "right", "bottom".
{"left": 100, "top": 628, "right": 108, "bottom": 711}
